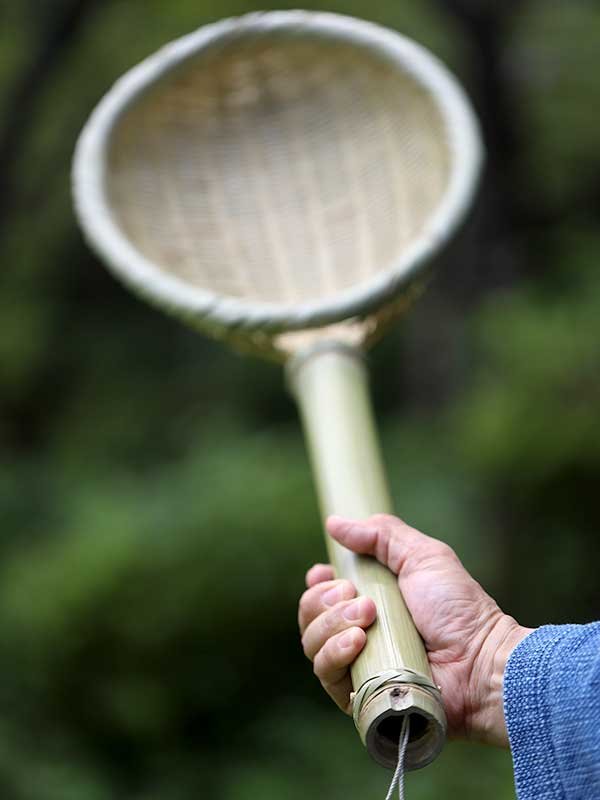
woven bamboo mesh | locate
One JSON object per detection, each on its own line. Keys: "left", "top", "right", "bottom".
{"left": 106, "top": 34, "right": 452, "bottom": 349}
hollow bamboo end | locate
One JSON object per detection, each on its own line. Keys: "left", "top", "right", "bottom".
{"left": 357, "top": 683, "right": 446, "bottom": 771}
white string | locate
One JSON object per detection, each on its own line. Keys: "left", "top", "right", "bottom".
{"left": 384, "top": 715, "right": 410, "bottom": 800}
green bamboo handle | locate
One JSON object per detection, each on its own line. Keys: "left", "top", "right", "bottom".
{"left": 288, "top": 343, "right": 446, "bottom": 770}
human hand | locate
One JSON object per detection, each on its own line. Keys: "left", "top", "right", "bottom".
{"left": 298, "top": 514, "right": 533, "bottom": 746}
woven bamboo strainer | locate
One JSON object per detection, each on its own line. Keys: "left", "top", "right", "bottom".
{"left": 73, "top": 10, "right": 483, "bottom": 771}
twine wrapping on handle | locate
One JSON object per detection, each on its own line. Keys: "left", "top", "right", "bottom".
{"left": 352, "top": 668, "right": 442, "bottom": 732}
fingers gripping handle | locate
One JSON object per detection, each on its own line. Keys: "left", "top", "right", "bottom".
{"left": 287, "top": 344, "right": 446, "bottom": 770}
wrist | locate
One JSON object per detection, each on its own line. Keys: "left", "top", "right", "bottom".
{"left": 468, "top": 614, "right": 534, "bottom": 747}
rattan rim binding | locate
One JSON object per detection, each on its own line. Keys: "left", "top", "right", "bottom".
{"left": 72, "top": 10, "right": 483, "bottom": 341}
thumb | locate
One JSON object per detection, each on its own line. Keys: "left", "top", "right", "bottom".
{"left": 326, "top": 513, "right": 454, "bottom": 577}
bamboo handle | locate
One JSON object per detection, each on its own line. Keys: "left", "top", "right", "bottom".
{"left": 288, "top": 343, "right": 446, "bottom": 770}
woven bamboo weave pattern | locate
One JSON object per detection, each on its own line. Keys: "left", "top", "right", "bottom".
{"left": 107, "top": 35, "right": 451, "bottom": 308}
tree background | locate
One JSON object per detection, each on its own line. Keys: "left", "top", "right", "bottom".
{"left": 1, "top": 1, "right": 599, "bottom": 797}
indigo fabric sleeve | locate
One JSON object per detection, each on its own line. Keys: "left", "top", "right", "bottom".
{"left": 504, "top": 623, "right": 600, "bottom": 799}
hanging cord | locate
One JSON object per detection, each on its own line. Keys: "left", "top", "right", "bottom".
{"left": 384, "top": 715, "right": 410, "bottom": 800}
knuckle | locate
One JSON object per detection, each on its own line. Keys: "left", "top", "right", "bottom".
{"left": 298, "top": 590, "right": 315, "bottom": 628}
{"left": 376, "top": 512, "right": 403, "bottom": 528}
{"left": 320, "top": 608, "right": 339, "bottom": 637}
{"left": 429, "top": 540, "right": 455, "bottom": 560}
{"left": 414, "top": 539, "right": 457, "bottom": 570}
{"left": 314, "top": 639, "right": 335, "bottom": 677}
{"left": 336, "top": 579, "right": 355, "bottom": 599}
{"left": 313, "top": 649, "right": 327, "bottom": 678}
{"left": 298, "top": 591, "right": 310, "bottom": 617}
{"left": 370, "top": 512, "right": 393, "bottom": 527}
{"left": 300, "top": 632, "right": 311, "bottom": 659}
{"left": 329, "top": 600, "right": 356, "bottom": 630}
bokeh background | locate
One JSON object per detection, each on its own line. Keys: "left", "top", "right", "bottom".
{"left": 1, "top": 1, "right": 599, "bottom": 798}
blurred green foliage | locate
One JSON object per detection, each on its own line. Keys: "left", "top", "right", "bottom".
{"left": 1, "top": 1, "right": 599, "bottom": 797}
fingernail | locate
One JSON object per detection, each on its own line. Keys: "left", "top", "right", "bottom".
{"left": 343, "top": 599, "right": 364, "bottom": 621}
{"left": 339, "top": 630, "right": 357, "bottom": 649}
{"left": 323, "top": 587, "right": 341, "bottom": 606}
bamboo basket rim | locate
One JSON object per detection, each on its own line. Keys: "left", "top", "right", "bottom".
{"left": 72, "top": 10, "right": 483, "bottom": 338}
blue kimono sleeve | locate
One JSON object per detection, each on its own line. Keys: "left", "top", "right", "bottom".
{"left": 504, "top": 623, "right": 600, "bottom": 799}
